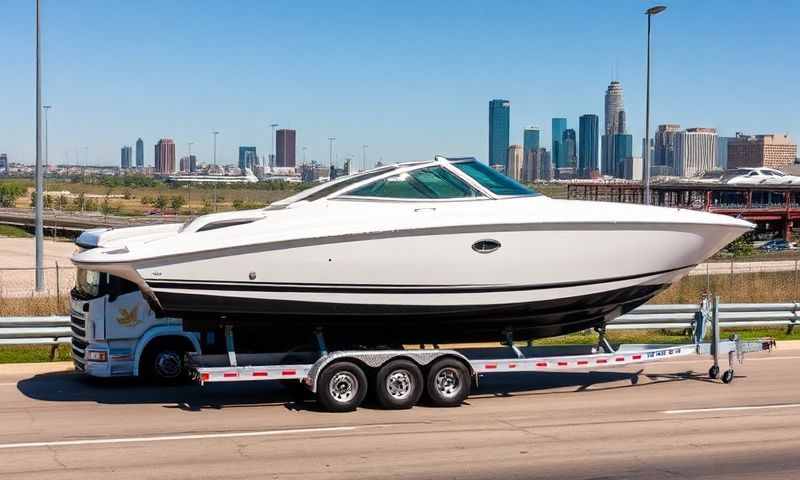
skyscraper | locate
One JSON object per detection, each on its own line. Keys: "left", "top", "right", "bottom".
{"left": 654, "top": 124, "right": 680, "bottom": 168}
{"left": 154, "top": 138, "right": 176, "bottom": 174}
{"left": 238, "top": 146, "right": 258, "bottom": 171}
{"left": 135, "top": 138, "right": 144, "bottom": 168}
{"left": 488, "top": 99, "right": 510, "bottom": 171}
{"left": 276, "top": 129, "right": 297, "bottom": 168}
{"left": 578, "top": 114, "right": 599, "bottom": 178}
{"left": 523, "top": 127, "right": 540, "bottom": 170}
{"left": 551, "top": 118, "right": 567, "bottom": 168}
{"left": 601, "top": 80, "right": 625, "bottom": 174}
{"left": 674, "top": 128, "right": 718, "bottom": 177}
{"left": 535, "top": 148, "right": 552, "bottom": 181}
{"left": 563, "top": 128, "right": 577, "bottom": 169}
{"left": 120, "top": 145, "right": 132, "bottom": 169}
{"left": 506, "top": 144, "right": 523, "bottom": 181}
{"left": 727, "top": 133, "right": 796, "bottom": 169}
{"left": 612, "top": 133, "right": 633, "bottom": 177}
{"left": 0, "top": 153, "right": 7, "bottom": 175}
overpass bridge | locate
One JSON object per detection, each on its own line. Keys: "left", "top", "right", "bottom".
{"left": 0, "top": 208, "right": 187, "bottom": 235}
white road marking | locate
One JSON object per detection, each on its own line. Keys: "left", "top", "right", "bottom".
{"left": 0, "top": 426, "right": 360, "bottom": 450}
{"left": 664, "top": 403, "right": 800, "bottom": 414}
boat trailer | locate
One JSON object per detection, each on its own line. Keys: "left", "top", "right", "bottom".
{"left": 189, "top": 296, "right": 774, "bottom": 411}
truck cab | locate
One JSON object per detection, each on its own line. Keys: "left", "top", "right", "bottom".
{"left": 71, "top": 227, "right": 201, "bottom": 382}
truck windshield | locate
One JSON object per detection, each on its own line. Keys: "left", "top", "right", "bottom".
{"left": 75, "top": 269, "right": 102, "bottom": 298}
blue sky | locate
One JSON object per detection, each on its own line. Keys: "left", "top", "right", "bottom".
{"left": 2, "top": 0, "right": 798, "bottom": 168}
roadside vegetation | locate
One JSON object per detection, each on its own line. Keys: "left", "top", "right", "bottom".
{"left": 0, "top": 225, "right": 32, "bottom": 238}
{"left": 652, "top": 270, "right": 798, "bottom": 304}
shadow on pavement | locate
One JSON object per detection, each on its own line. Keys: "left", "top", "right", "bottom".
{"left": 16, "top": 365, "right": 717, "bottom": 411}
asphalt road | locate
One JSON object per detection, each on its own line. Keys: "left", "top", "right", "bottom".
{"left": 1, "top": 347, "right": 799, "bottom": 480}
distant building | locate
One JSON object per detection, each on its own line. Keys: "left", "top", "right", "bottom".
{"left": 135, "top": 138, "right": 144, "bottom": 168}
{"left": 178, "top": 155, "right": 192, "bottom": 172}
{"left": 727, "top": 133, "right": 796, "bottom": 169}
{"left": 120, "top": 145, "right": 132, "bottom": 169}
{"left": 654, "top": 124, "right": 680, "bottom": 168}
{"left": 612, "top": 133, "right": 633, "bottom": 177}
{"left": 578, "top": 114, "right": 599, "bottom": 178}
{"left": 489, "top": 99, "right": 511, "bottom": 171}
{"left": 238, "top": 146, "right": 258, "bottom": 171}
{"left": 506, "top": 144, "right": 523, "bottom": 181}
{"left": 622, "top": 156, "right": 643, "bottom": 181}
{"left": 535, "top": 148, "right": 552, "bottom": 181}
{"left": 563, "top": 128, "right": 577, "bottom": 169}
{"left": 650, "top": 165, "right": 675, "bottom": 177}
{"left": 674, "top": 128, "right": 718, "bottom": 177}
{"left": 523, "top": 127, "right": 540, "bottom": 171}
{"left": 0, "top": 153, "right": 8, "bottom": 175}
{"left": 154, "top": 138, "right": 176, "bottom": 174}
{"left": 551, "top": 118, "right": 567, "bottom": 169}
{"left": 716, "top": 136, "right": 732, "bottom": 169}
{"left": 189, "top": 154, "right": 198, "bottom": 172}
{"left": 276, "top": 129, "right": 296, "bottom": 168}
{"left": 602, "top": 80, "right": 626, "bottom": 172}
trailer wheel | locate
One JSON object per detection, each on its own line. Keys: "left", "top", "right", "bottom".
{"left": 317, "top": 361, "right": 368, "bottom": 412}
{"left": 425, "top": 358, "right": 470, "bottom": 407}
{"left": 708, "top": 365, "right": 720, "bottom": 379}
{"left": 375, "top": 359, "right": 423, "bottom": 409}
{"left": 721, "top": 369, "right": 735, "bottom": 384}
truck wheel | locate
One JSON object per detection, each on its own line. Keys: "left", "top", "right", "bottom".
{"left": 142, "top": 342, "right": 190, "bottom": 385}
{"left": 425, "top": 358, "right": 470, "bottom": 407}
{"left": 316, "top": 361, "right": 368, "bottom": 412}
{"left": 375, "top": 359, "right": 423, "bottom": 409}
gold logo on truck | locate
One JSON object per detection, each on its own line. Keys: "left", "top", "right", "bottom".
{"left": 116, "top": 306, "right": 141, "bottom": 327}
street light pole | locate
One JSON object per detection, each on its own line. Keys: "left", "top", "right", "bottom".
{"left": 328, "top": 137, "right": 336, "bottom": 168}
{"left": 212, "top": 130, "right": 219, "bottom": 212}
{"left": 643, "top": 5, "right": 666, "bottom": 205}
{"left": 362, "top": 144, "right": 368, "bottom": 172}
{"left": 270, "top": 123, "right": 279, "bottom": 169}
{"left": 34, "top": 0, "right": 44, "bottom": 291}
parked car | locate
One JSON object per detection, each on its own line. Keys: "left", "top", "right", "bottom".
{"left": 759, "top": 239, "right": 795, "bottom": 252}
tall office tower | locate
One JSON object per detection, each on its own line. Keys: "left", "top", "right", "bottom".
{"left": 154, "top": 138, "right": 176, "bottom": 174}
{"left": 562, "top": 129, "right": 577, "bottom": 168}
{"left": 238, "top": 146, "right": 258, "bottom": 171}
{"left": 178, "top": 156, "right": 190, "bottom": 172}
{"left": 189, "top": 154, "right": 198, "bottom": 172}
{"left": 578, "top": 114, "right": 599, "bottom": 178}
{"left": 674, "top": 128, "right": 718, "bottom": 177}
{"left": 602, "top": 80, "right": 625, "bottom": 173}
{"left": 716, "top": 137, "right": 732, "bottom": 169}
{"left": 523, "top": 127, "right": 540, "bottom": 170}
{"left": 654, "top": 124, "right": 680, "bottom": 167}
{"left": 120, "top": 145, "right": 132, "bottom": 169}
{"left": 727, "top": 133, "right": 797, "bottom": 169}
{"left": 0, "top": 153, "right": 7, "bottom": 175}
{"left": 535, "top": 148, "right": 553, "bottom": 181}
{"left": 506, "top": 144, "right": 523, "bottom": 180}
{"left": 551, "top": 117, "right": 567, "bottom": 168}
{"left": 488, "top": 99, "right": 511, "bottom": 171}
{"left": 612, "top": 133, "right": 633, "bottom": 177}
{"left": 135, "top": 138, "right": 144, "bottom": 168}
{"left": 276, "top": 129, "right": 297, "bottom": 168}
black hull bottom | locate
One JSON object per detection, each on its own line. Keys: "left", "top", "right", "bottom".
{"left": 164, "top": 283, "right": 670, "bottom": 347}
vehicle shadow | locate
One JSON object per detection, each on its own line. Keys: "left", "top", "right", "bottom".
{"left": 16, "top": 366, "right": 718, "bottom": 412}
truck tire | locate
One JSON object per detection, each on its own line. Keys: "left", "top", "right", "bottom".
{"left": 316, "top": 361, "right": 368, "bottom": 412}
{"left": 425, "top": 358, "right": 470, "bottom": 407}
{"left": 141, "top": 339, "right": 191, "bottom": 385}
{"left": 375, "top": 359, "right": 423, "bottom": 409}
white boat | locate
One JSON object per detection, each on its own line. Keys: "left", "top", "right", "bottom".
{"left": 71, "top": 156, "right": 752, "bottom": 344}
{"left": 693, "top": 167, "right": 800, "bottom": 185}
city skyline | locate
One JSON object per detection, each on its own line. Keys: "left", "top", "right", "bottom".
{"left": 1, "top": 1, "right": 798, "bottom": 168}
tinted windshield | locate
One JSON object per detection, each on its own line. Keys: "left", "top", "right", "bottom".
{"left": 269, "top": 166, "right": 398, "bottom": 206}
{"left": 348, "top": 166, "right": 482, "bottom": 199}
{"left": 452, "top": 160, "right": 537, "bottom": 196}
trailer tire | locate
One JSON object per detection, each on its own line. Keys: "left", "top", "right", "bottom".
{"left": 316, "top": 361, "right": 368, "bottom": 412}
{"left": 141, "top": 338, "right": 192, "bottom": 385}
{"left": 375, "top": 359, "right": 423, "bottom": 409}
{"left": 425, "top": 358, "right": 470, "bottom": 407}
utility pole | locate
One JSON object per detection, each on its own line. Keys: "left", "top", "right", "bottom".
{"left": 269, "top": 123, "right": 279, "bottom": 169}
{"left": 362, "top": 144, "right": 368, "bottom": 172}
{"left": 302, "top": 146, "right": 307, "bottom": 165}
{"left": 643, "top": 5, "right": 667, "bottom": 205}
{"left": 328, "top": 137, "right": 336, "bottom": 168}
{"left": 34, "top": 0, "right": 44, "bottom": 291}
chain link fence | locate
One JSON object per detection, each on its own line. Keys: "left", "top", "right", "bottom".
{"left": 0, "top": 265, "right": 76, "bottom": 300}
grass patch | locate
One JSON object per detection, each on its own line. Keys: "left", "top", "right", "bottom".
{"left": 652, "top": 270, "right": 799, "bottom": 304}
{"left": 0, "top": 296, "right": 69, "bottom": 316}
{"left": 0, "top": 225, "right": 32, "bottom": 238}
{"left": 0, "top": 344, "right": 72, "bottom": 363}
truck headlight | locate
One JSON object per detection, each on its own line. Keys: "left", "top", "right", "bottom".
{"left": 86, "top": 350, "right": 108, "bottom": 362}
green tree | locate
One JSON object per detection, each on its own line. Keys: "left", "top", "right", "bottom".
{"left": 152, "top": 195, "right": 168, "bottom": 212}
{"left": 0, "top": 183, "right": 25, "bottom": 207}
{"left": 170, "top": 195, "right": 185, "bottom": 212}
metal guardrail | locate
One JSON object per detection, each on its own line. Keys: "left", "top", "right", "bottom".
{"left": 0, "top": 303, "right": 797, "bottom": 351}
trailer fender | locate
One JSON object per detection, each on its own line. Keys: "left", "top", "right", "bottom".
{"left": 305, "top": 349, "right": 474, "bottom": 393}
{"left": 132, "top": 326, "right": 201, "bottom": 377}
